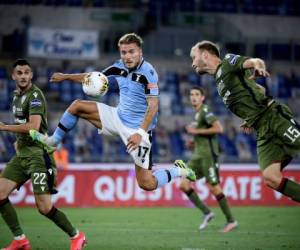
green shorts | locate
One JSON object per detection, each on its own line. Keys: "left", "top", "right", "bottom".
{"left": 188, "top": 156, "right": 220, "bottom": 185}
{"left": 2, "top": 151, "right": 57, "bottom": 194}
{"left": 255, "top": 103, "right": 300, "bottom": 170}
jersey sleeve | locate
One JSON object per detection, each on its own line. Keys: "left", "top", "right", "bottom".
{"left": 223, "top": 53, "right": 249, "bottom": 73}
{"left": 203, "top": 106, "right": 218, "bottom": 125}
{"left": 143, "top": 66, "right": 159, "bottom": 97}
{"left": 28, "top": 90, "right": 46, "bottom": 116}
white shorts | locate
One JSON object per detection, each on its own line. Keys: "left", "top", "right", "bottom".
{"left": 96, "top": 103, "right": 152, "bottom": 169}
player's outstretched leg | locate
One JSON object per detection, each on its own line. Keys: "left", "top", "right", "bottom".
{"left": 222, "top": 221, "right": 238, "bottom": 233}
{"left": 199, "top": 211, "right": 215, "bottom": 230}
{"left": 180, "top": 182, "right": 215, "bottom": 230}
{"left": 174, "top": 160, "right": 196, "bottom": 181}
{"left": 151, "top": 160, "right": 196, "bottom": 189}
{"left": 70, "top": 231, "right": 87, "bottom": 250}
{"left": 2, "top": 237, "right": 31, "bottom": 250}
{"left": 0, "top": 198, "right": 31, "bottom": 250}
{"left": 30, "top": 110, "right": 78, "bottom": 147}
{"left": 263, "top": 164, "right": 300, "bottom": 202}
{"left": 208, "top": 184, "right": 238, "bottom": 233}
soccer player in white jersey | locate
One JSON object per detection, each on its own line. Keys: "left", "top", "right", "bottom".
{"left": 30, "top": 33, "right": 195, "bottom": 191}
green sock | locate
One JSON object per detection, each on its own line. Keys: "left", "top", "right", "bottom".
{"left": 277, "top": 178, "right": 300, "bottom": 202}
{"left": 185, "top": 189, "right": 211, "bottom": 214}
{"left": 43, "top": 207, "right": 77, "bottom": 237}
{"left": 216, "top": 193, "right": 235, "bottom": 223}
{"left": 0, "top": 198, "right": 24, "bottom": 237}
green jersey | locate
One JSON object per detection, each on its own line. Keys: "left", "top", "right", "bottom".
{"left": 214, "top": 54, "right": 272, "bottom": 127}
{"left": 192, "top": 104, "right": 219, "bottom": 157}
{"left": 12, "top": 84, "right": 48, "bottom": 155}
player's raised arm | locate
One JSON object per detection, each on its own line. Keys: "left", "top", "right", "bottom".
{"left": 50, "top": 72, "right": 88, "bottom": 83}
{"left": 242, "top": 58, "right": 270, "bottom": 79}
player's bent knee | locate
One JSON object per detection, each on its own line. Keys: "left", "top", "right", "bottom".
{"left": 179, "top": 181, "right": 190, "bottom": 192}
{"left": 0, "top": 192, "right": 8, "bottom": 201}
{"left": 37, "top": 206, "right": 52, "bottom": 215}
{"left": 208, "top": 184, "right": 222, "bottom": 195}
{"left": 262, "top": 174, "right": 280, "bottom": 189}
{"left": 36, "top": 202, "right": 53, "bottom": 215}
{"left": 68, "top": 99, "right": 82, "bottom": 115}
{"left": 137, "top": 178, "right": 156, "bottom": 191}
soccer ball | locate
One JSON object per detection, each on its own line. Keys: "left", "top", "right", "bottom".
{"left": 82, "top": 72, "right": 109, "bottom": 97}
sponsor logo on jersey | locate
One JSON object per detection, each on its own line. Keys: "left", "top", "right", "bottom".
{"left": 30, "top": 99, "right": 42, "bottom": 107}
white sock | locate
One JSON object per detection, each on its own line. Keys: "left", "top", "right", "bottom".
{"left": 14, "top": 234, "right": 25, "bottom": 240}
{"left": 71, "top": 229, "right": 79, "bottom": 239}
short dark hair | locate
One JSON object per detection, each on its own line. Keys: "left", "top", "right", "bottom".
{"left": 118, "top": 33, "right": 143, "bottom": 48}
{"left": 13, "top": 58, "right": 31, "bottom": 69}
{"left": 192, "top": 41, "right": 220, "bottom": 58}
{"left": 190, "top": 86, "right": 205, "bottom": 96}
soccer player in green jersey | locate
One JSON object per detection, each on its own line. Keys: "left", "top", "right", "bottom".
{"left": 189, "top": 40, "right": 300, "bottom": 204}
{"left": 177, "top": 87, "right": 237, "bottom": 232}
{"left": 0, "top": 59, "right": 86, "bottom": 250}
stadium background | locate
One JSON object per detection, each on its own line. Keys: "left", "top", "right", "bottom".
{"left": 0, "top": 1, "right": 300, "bottom": 249}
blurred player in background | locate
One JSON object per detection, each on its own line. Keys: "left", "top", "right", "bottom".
{"left": 190, "top": 40, "right": 300, "bottom": 203}
{"left": 30, "top": 33, "right": 196, "bottom": 192}
{"left": 53, "top": 142, "right": 69, "bottom": 170}
{"left": 0, "top": 59, "right": 86, "bottom": 250}
{"left": 178, "top": 86, "right": 237, "bottom": 232}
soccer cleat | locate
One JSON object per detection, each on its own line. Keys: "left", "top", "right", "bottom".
{"left": 29, "top": 129, "right": 56, "bottom": 153}
{"left": 70, "top": 232, "right": 87, "bottom": 250}
{"left": 174, "top": 160, "right": 196, "bottom": 182}
{"left": 221, "top": 221, "right": 238, "bottom": 233}
{"left": 199, "top": 212, "right": 215, "bottom": 230}
{"left": 2, "top": 237, "right": 31, "bottom": 250}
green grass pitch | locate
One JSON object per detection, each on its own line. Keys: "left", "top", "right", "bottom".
{"left": 1, "top": 207, "right": 300, "bottom": 250}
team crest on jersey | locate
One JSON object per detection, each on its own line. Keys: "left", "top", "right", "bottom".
{"left": 30, "top": 99, "right": 42, "bottom": 107}
{"left": 226, "top": 54, "right": 240, "bottom": 65}
{"left": 33, "top": 92, "right": 38, "bottom": 98}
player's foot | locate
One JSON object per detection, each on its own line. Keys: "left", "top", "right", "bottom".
{"left": 70, "top": 231, "right": 87, "bottom": 250}
{"left": 29, "top": 129, "right": 56, "bottom": 153}
{"left": 199, "top": 212, "right": 215, "bottom": 230}
{"left": 174, "top": 159, "right": 196, "bottom": 182}
{"left": 221, "top": 221, "right": 238, "bottom": 233}
{"left": 2, "top": 237, "right": 31, "bottom": 250}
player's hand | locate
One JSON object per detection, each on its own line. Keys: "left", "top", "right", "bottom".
{"left": 127, "top": 133, "right": 142, "bottom": 153}
{"left": 50, "top": 73, "right": 66, "bottom": 83}
{"left": 249, "top": 59, "right": 270, "bottom": 80}
{"left": 240, "top": 121, "right": 253, "bottom": 135}
{"left": 185, "top": 125, "right": 199, "bottom": 135}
